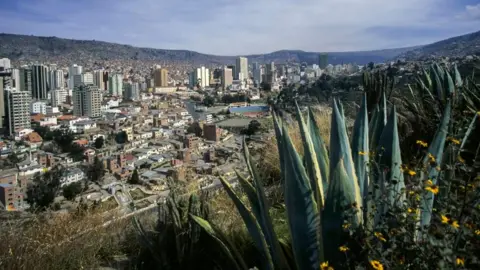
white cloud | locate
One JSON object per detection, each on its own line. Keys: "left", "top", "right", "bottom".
{"left": 0, "top": 0, "right": 478, "bottom": 55}
{"left": 462, "top": 3, "right": 480, "bottom": 20}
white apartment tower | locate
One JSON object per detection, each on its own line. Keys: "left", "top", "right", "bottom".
{"left": 51, "top": 89, "right": 68, "bottom": 106}
{"left": 109, "top": 74, "right": 123, "bottom": 96}
{"left": 83, "top": 72, "right": 94, "bottom": 85}
{"left": 0, "top": 58, "right": 11, "bottom": 70}
{"left": 4, "top": 88, "right": 31, "bottom": 135}
{"left": 94, "top": 70, "right": 105, "bottom": 90}
{"left": 73, "top": 84, "right": 102, "bottom": 118}
{"left": 68, "top": 64, "right": 83, "bottom": 90}
{"left": 236, "top": 57, "right": 248, "bottom": 81}
{"left": 189, "top": 66, "right": 210, "bottom": 88}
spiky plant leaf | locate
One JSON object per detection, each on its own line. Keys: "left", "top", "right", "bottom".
{"left": 443, "top": 69, "right": 455, "bottom": 98}
{"left": 281, "top": 124, "right": 322, "bottom": 270}
{"left": 272, "top": 112, "right": 285, "bottom": 185}
{"left": 453, "top": 63, "right": 463, "bottom": 87}
{"left": 218, "top": 175, "right": 274, "bottom": 270}
{"left": 295, "top": 102, "right": 325, "bottom": 208}
{"left": 308, "top": 107, "right": 330, "bottom": 197}
{"left": 431, "top": 64, "right": 445, "bottom": 102}
{"left": 351, "top": 94, "right": 370, "bottom": 202}
{"left": 370, "top": 93, "right": 387, "bottom": 150}
{"left": 190, "top": 215, "right": 247, "bottom": 270}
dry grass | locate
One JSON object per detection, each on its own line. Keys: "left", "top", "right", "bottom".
{"left": 259, "top": 107, "right": 332, "bottom": 183}
{"left": 0, "top": 209, "right": 144, "bottom": 270}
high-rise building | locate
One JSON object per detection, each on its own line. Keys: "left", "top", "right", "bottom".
{"left": 264, "top": 62, "right": 276, "bottom": 84}
{"left": 236, "top": 57, "right": 248, "bottom": 81}
{"left": 10, "top": 69, "right": 20, "bottom": 89}
{"left": 109, "top": 74, "right": 123, "bottom": 96}
{"left": 73, "top": 84, "right": 102, "bottom": 118}
{"left": 124, "top": 82, "right": 140, "bottom": 100}
{"left": 0, "top": 58, "right": 11, "bottom": 71}
{"left": 189, "top": 66, "right": 210, "bottom": 88}
{"left": 51, "top": 89, "right": 68, "bottom": 106}
{"left": 83, "top": 72, "right": 94, "bottom": 85}
{"left": 94, "top": 70, "right": 105, "bottom": 90}
{"left": 4, "top": 88, "right": 31, "bottom": 135}
{"left": 18, "top": 67, "right": 32, "bottom": 93}
{"left": 31, "top": 101, "right": 48, "bottom": 114}
{"left": 68, "top": 64, "right": 83, "bottom": 90}
{"left": 227, "top": 65, "right": 236, "bottom": 80}
{"left": 53, "top": 69, "right": 64, "bottom": 89}
{"left": 154, "top": 68, "right": 168, "bottom": 87}
{"left": 319, "top": 53, "right": 328, "bottom": 69}
{"left": 0, "top": 76, "right": 6, "bottom": 129}
{"left": 31, "top": 64, "right": 49, "bottom": 100}
{"left": 253, "top": 67, "right": 263, "bottom": 84}
{"left": 221, "top": 67, "right": 233, "bottom": 90}
{"left": 73, "top": 74, "right": 83, "bottom": 89}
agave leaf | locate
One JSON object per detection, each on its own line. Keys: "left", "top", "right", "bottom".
{"left": 308, "top": 107, "right": 330, "bottom": 196}
{"left": 351, "top": 94, "right": 370, "bottom": 201}
{"left": 272, "top": 112, "right": 285, "bottom": 185}
{"left": 218, "top": 175, "right": 274, "bottom": 270}
{"left": 294, "top": 102, "right": 325, "bottom": 208}
{"left": 443, "top": 69, "right": 455, "bottom": 98}
{"left": 190, "top": 215, "right": 247, "bottom": 270}
{"left": 431, "top": 64, "right": 445, "bottom": 102}
{"left": 376, "top": 105, "right": 405, "bottom": 209}
{"left": 329, "top": 99, "right": 363, "bottom": 225}
{"left": 281, "top": 124, "right": 322, "bottom": 269}
{"left": 460, "top": 114, "right": 479, "bottom": 150}
{"left": 370, "top": 93, "right": 387, "bottom": 150}
{"left": 419, "top": 100, "right": 452, "bottom": 229}
{"left": 453, "top": 63, "right": 463, "bottom": 87}
{"left": 242, "top": 143, "right": 289, "bottom": 270}
{"left": 132, "top": 216, "right": 164, "bottom": 266}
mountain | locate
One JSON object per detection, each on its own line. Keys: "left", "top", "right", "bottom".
{"left": 398, "top": 30, "right": 480, "bottom": 60}
{"left": 0, "top": 33, "right": 415, "bottom": 66}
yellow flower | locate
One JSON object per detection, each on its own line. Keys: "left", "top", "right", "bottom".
{"left": 409, "top": 190, "right": 416, "bottom": 195}
{"left": 456, "top": 257, "right": 465, "bottom": 266}
{"left": 339, "top": 246, "right": 349, "bottom": 252}
{"left": 425, "top": 179, "right": 433, "bottom": 186}
{"left": 358, "top": 151, "right": 367, "bottom": 156}
{"left": 407, "top": 208, "right": 414, "bottom": 213}
{"left": 428, "top": 153, "right": 436, "bottom": 162}
{"left": 320, "top": 261, "right": 334, "bottom": 270}
{"left": 407, "top": 170, "right": 416, "bottom": 176}
{"left": 425, "top": 185, "right": 439, "bottom": 194}
{"left": 452, "top": 220, "right": 460, "bottom": 229}
{"left": 342, "top": 223, "right": 351, "bottom": 229}
{"left": 458, "top": 155, "right": 465, "bottom": 163}
{"left": 448, "top": 137, "right": 461, "bottom": 145}
{"left": 474, "top": 229, "right": 480, "bottom": 235}
{"left": 435, "top": 166, "right": 441, "bottom": 171}
{"left": 370, "top": 260, "right": 384, "bottom": 270}
{"left": 441, "top": 215, "right": 449, "bottom": 224}
{"left": 374, "top": 232, "right": 386, "bottom": 242}
{"left": 416, "top": 140, "right": 428, "bottom": 147}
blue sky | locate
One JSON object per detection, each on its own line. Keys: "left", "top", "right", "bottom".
{"left": 0, "top": 0, "right": 479, "bottom": 55}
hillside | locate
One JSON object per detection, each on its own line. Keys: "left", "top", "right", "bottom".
{"left": 398, "top": 30, "right": 480, "bottom": 60}
{"left": 0, "top": 33, "right": 414, "bottom": 66}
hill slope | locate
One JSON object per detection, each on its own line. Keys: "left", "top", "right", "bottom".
{"left": 0, "top": 33, "right": 414, "bottom": 66}
{"left": 398, "top": 30, "right": 480, "bottom": 60}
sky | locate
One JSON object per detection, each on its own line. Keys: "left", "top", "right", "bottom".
{"left": 0, "top": 0, "right": 479, "bottom": 55}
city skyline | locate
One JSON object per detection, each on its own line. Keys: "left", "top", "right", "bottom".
{"left": 0, "top": 0, "right": 479, "bottom": 55}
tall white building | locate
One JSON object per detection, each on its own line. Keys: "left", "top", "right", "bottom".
{"left": 189, "top": 66, "right": 210, "bottom": 88}
{"left": 68, "top": 64, "right": 83, "bottom": 90}
{"left": 51, "top": 89, "right": 68, "bottom": 106}
{"left": 83, "top": 72, "right": 94, "bottom": 85}
{"left": 0, "top": 58, "right": 11, "bottom": 70}
{"left": 54, "top": 69, "right": 65, "bottom": 89}
{"left": 10, "top": 68, "right": 20, "bottom": 89}
{"left": 4, "top": 88, "right": 31, "bottom": 135}
{"left": 73, "top": 84, "right": 102, "bottom": 118}
{"left": 109, "top": 74, "right": 123, "bottom": 96}
{"left": 253, "top": 67, "right": 263, "bottom": 84}
{"left": 94, "top": 70, "right": 105, "bottom": 90}
{"left": 236, "top": 57, "right": 248, "bottom": 81}
{"left": 31, "top": 101, "right": 48, "bottom": 114}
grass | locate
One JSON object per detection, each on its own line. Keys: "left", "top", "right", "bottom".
{"left": 130, "top": 188, "right": 149, "bottom": 201}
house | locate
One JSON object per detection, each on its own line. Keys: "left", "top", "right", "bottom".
{"left": 23, "top": 132, "right": 43, "bottom": 146}
{"left": 72, "top": 120, "right": 97, "bottom": 133}
{"left": 60, "top": 167, "right": 85, "bottom": 187}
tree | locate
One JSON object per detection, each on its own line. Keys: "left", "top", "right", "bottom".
{"left": 89, "top": 156, "right": 105, "bottom": 183}
{"left": 242, "top": 120, "right": 261, "bottom": 136}
{"left": 187, "top": 122, "right": 203, "bottom": 137}
{"left": 368, "top": 62, "right": 375, "bottom": 70}
{"left": 128, "top": 168, "right": 141, "bottom": 185}
{"left": 260, "top": 82, "right": 272, "bottom": 91}
{"left": 69, "top": 143, "right": 84, "bottom": 162}
{"left": 115, "top": 131, "right": 128, "bottom": 144}
{"left": 34, "top": 126, "right": 54, "bottom": 141}
{"left": 26, "top": 168, "right": 62, "bottom": 210}
{"left": 203, "top": 95, "right": 215, "bottom": 107}
{"left": 62, "top": 182, "right": 83, "bottom": 201}
{"left": 94, "top": 136, "right": 104, "bottom": 149}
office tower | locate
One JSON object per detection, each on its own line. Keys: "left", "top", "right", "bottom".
{"left": 73, "top": 84, "right": 102, "bottom": 118}
{"left": 154, "top": 68, "right": 168, "bottom": 87}
{"left": 94, "top": 70, "right": 105, "bottom": 90}
{"left": 31, "top": 64, "right": 49, "bottom": 100}
{"left": 53, "top": 69, "right": 64, "bottom": 89}
{"left": 0, "top": 76, "right": 5, "bottom": 128}
{"left": 319, "top": 53, "right": 328, "bottom": 69}
{"left": 73, "top": 74, "right": 83, "bottom": 89}
{"left": 4, "top": 88, "right": 31, "bottom": 135}
{"left": 109, "top": 74, "right": 123, "bottom": 96}
{"left": 10, "top": 69, "right": 20, "bottom": 89}
{"left": 253, "top": 67, "right": 263, "bottom": 84}
{"left": 51, "top": 89, "right": 68, "bottom": 106}
{"left": 189, "top": 66, "right": 210, "bottom": 88}
{"left": 227, "top": 65, "right": 236, "bottom": 80}
{"left": 83, "top": 72, "right": 94, "bottom": 85}
{"left": 68, "top": 64, "right": 83, "bottom": 90}
{"left": 124, "top": 82, "right": 140, "bottom": 100}
{"left": 264, "top": 62, "right": 276, "bottom": 84}
{"left": 0, "top": 58, "right": 11, "bottom": 71}
{"left": 221, "top": 67, "right": 233, "bottom": 90}
{"left": 19, "top": 67, "right": 32, "bottom": 93}
{"left": 236, "top": 57, "right": 248, "bottom": 81}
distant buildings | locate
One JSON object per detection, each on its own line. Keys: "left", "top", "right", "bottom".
{"left": 83, "top": 72, "right": 94, "bottom": 85}
{"left": 31, "top": 100, "right": 48, "bottom": 114}
{"left": 189, "top": 66, "right": 210, "bottom": 88}
{"left": 94, "top": 70, "right": 105, "bottom": 90}
{"left": 227, "top": 65, "right": 236, "bottom": 80}
{"left": 221, "top": 67, "right": 233, "bottom": 90}
{"left": 0, "top": 58, "right": 11, "bottom": 71}
{"left": 68, "top": 64, "right": 83, "bottom": 90}
{"left": 51, "top": 89, "right": 68, "bottom": 106}
{"left": 109, "top": 74, "right": 123, "bottom": 96}
{"left": 252, "top": 62, "right": 263, "bottom": 84}
{"left": 263, "top": 62, "right": 276, "bottom": 85}
{"left": 4, "top": 88, "right": 31, "bottom": 136}
{"left": 50, "top": 69, "right": 64, "bottom": 89}
{"left": 154, "top": 68, "right": 168, "bottom": 87}
{"left": 236, "top": 57, "right": 248, "bottom": 81}
{"left": 124, "top": 81, "right": 140, "bottom": 100}
{"left": 73, "top": 84, "right": 102, "bottom": 118}
{"left": 319, "top": 53, "right": 328, "bottom": 69}
{"left": 31, "top": 64, "right": 49, "bottom": 100}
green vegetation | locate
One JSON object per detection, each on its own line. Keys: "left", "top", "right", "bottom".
{"left": 128, "top": 168, "right": 141, "bottom": 185}
{"left": 203, "top": 95, "right": 215, "bottom": 107}
{"left": 94, "top": 136, "right": 104, "bottom": 149}
{"left": 26, "top": 167, "right": 62, "bottom": 210}
{"left": 62, "top": 182, "right": 84, "bottom": 201}
{"left": 187, "top": 122, "right": 203, "bottom": 137}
